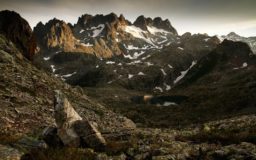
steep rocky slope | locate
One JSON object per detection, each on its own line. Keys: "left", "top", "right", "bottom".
{"left": 0, "top": 10, "right": 36, "bottom": 60}
{"left": 0, "top": 33, "right": 135, "bottom": 137}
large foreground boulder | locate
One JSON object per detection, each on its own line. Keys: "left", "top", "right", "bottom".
{"left": 50, "top": 90, "right": 106, "bottom": 150}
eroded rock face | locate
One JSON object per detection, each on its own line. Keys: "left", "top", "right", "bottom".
{"left": 53, "top": 90, "right": 106, "bottom": 149}
{"left": 134, "top": 15, "right": 152, "bottom": 31}
{"left": 54, "top": 90, "right": 82, "bottom": 128}
{"left": 34, "top": 19, "right": 94, "bottom": 54}
{"left": 0, "top": 10, "right": 36, "bottom": 60}
{"left": 73, "top": 120, "right": 106, "bottom": 150}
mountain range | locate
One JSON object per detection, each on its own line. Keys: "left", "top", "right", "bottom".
{"left": 0, "top": 10, "right": 256, "bottom": 160}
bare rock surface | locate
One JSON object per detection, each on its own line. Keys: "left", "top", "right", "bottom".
{"left": 53, "top": 90, "right": 106, "bottom": 149}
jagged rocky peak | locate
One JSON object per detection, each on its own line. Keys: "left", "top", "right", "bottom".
{"left": 153, "top": 17, "right": 177, "bottom": 34}
{"left": 227, "top": 32, "right": 240, "bottom": 37}
{"left": 133, "top": 15, "right": 177, "bottom": 34}
{"left": 118, "top": 14, "right": 129, "bottom": 26}
{"left": 133, "top": 15, "right": 153, "bottom": 30}
{"left": 34, "top": 18, "right": 76, "bottom": 50}
{"left": 77, "top": 14, "right": 93, "bottom": 27}
{"left": 78, "top": 13, "right": 115, "bottom": 27}
{"left": 93, "top": 13, "right": 119, "bottom": 27}
{"left": 181, "top": 32, "right": 192, "bottom": 39}
{"left": 35, "top": 18, "right": 69, "bottom": 31}
{"left": 181, "top": 32, "right": 220, "bottom": 44}
{"left": 0, "top": 10, "right": 36, "bottom": 60}
{"left": 76, "top": 13, "right": 130, "bottom": 29}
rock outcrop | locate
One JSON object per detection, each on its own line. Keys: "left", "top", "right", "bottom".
{"left": 175, "top": 40, "right": 256, "bottom": 87}
{"left": 133, "top": 15, "right": 152, "bottom": 31}
{"left": 53, "top": 90, "right": 106, "bottom": 149}
{"left": 33, "top": 18, "right": 94, "bottom": 54}
{"left": 152, "top": 17, "right": 177, "bottom": 34}
{"left": 0, "top": 10, "right": 36, "bottom": 60}
{"left": 133, "top": 16, "right": 178, "bottom": 34}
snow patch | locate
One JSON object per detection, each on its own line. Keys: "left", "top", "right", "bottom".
{"left": 128, "top": 74, "right": 134, "bottom": 79}
{"left": 178, "top": 47, "right": 184, "bottom": 50}
{"left": 168, "top": 64, "right": 173, "bottom": 69}
{"left": 160, "top": 68, "right": 167, "bottom": 76}
{"left": 81, "top": 42, "right": 93, "bottom": 47}
{"left": 106, "top": 61, "right": 115, "bottom": 65}
{"left": 44, "top": 57, "right": 50, "bottom": 61}
{"left": 134, "top": 51, "right": 145, "bottom": 59}
{"left": 123, "top": 54, "right": 134, "bottom": 59}
{"left": 141, "top": 55, "right": 151, "bottom": 60}
{"left": 242, "top": 62, "right": 248, "bottom": 68}
{"left": 173, "top": 61, "right": 197, "bottom": 84}
{"left": 126, "top": 60, "right": 142, "bottom": 65}
{"left": 233, "top": 62, "right": 248, "bottom": 70}
{"left": 165, "top": 42, "right": 172, "bottom": 46}
{"left": 204, "top": 38, "right": 210, "bottom": 42}
{"left": 147, "top": 26, "right": 169, "bottom": 34}
{"left": 80, "top": 29, "right": 85, "bottom": 33}
{"left": 138, "top": 72, "right": 146, "bottom": 76}
{"left": 162, "top": 102, "right": 177, "bottom": 106}
{"left": 50, "top": 65, "right": 56, "bottom": 73}
{"left": 124, "top": 51, "right": 146, "bottom": 60}
{"left": 124, "top": 25, "right": 154, "bottom": 45}
{"left": 154, "top": 87, "right": 163, "bottom": 93}
{"left": 157, "top": 38, "right": 168, "bottom": 44}
{"left": 62, "top": 72, "right": 77, "bottom": 78}
{"left": 125, "top": 44, "right": 139, "bottom": 50}
{"left": 91, "top": 24, "right": 105, "bottom": 37}
{"left": 146, "top": 62, "right": 154, "bottom": 66}
{"left": 164, "top": 83, "right": 171, "bottom": 91}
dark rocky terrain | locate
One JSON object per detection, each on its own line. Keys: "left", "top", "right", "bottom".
{"left": 0, "top": 10, "right": 256, "bottom": 160}
{"left": 220, "top": 32, "right": 256, "bottom": 54}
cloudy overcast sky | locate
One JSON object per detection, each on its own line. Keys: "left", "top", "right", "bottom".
{"left": 1, "top": 0, "right": 255, "bottom": 36}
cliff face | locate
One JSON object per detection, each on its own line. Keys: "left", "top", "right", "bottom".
{"left": 35, "top": 19, "right": 76, "bottom": 50}
{"left": 33, "top": 19, "right": 95, "bottom": 54}
{"left": 0, "top": 10, "right": 36, "bottom": 60}
{"left": 133, "top": 16, "right": 178, "bottom": 34}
